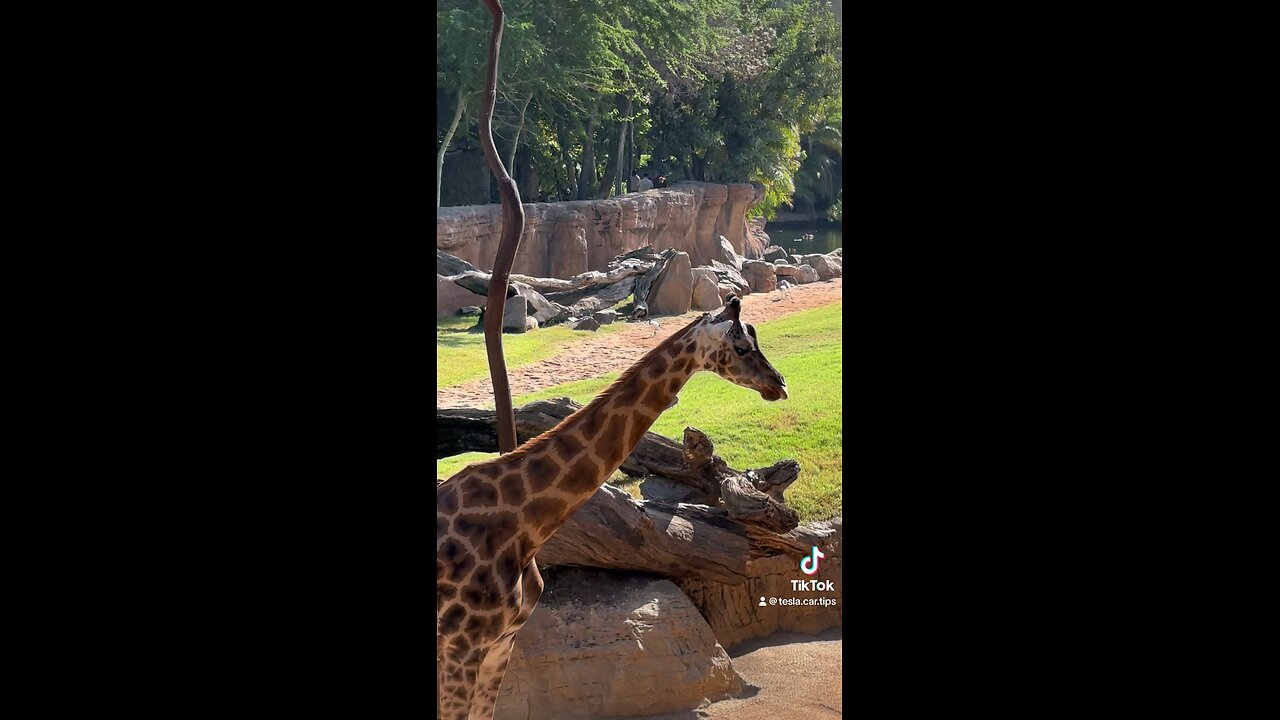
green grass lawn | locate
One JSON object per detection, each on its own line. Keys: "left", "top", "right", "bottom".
{"left": 437, "top": 303, "right": 843, "bottom": 522}
{"left": 436, "top": 311, "right": 629, "bottom": 388}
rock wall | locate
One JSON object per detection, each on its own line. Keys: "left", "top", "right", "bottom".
{"left": 495, "top": 568, "right": 742, "bottom": 720}
{"left": 438, "top": 182, "right": 765, "bottom": 280}
{"left": 679, "top": 520, "right": 843, "bottom": 652}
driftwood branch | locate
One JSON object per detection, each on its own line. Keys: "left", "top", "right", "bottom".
{"left": 438, "top": 398, "right": 824, "bottom": 584}
{"left": 477, "top": 0, "right": 524, "bottom": 452}
{"left": 440, "top": 246, "right": 671, "bottom": 324}
{"left": 630, "top": 249, "right": 674, "bottom": 320}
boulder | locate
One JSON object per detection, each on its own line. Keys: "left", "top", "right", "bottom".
{"left": 777, "top": 278, "right": 794, "bottom": 290}
{"left": 691, "top": 274, "right": 724, "bottom": 311}
{"left": 646, "top": 251, "right": 693, "bottom": 316}
{"left": 457, "top": 305, "right": 481, "bottom": 316}
{"left": 788, "top": 255, "right": 804, "bottom": 266}
{"left": 745, "top": 216, "right": 770, "bottom": 258}
{"left": 832, "top": 247, "right": 842, "bottom": 257}
{"left": 502, "top": 296, "right": 529, "bottom": 333}
{"left": 714, "top": 235, "right": 742, "bottom": 270}
{"left": 799, "top": 253, "right": 839, "bottom": 280}
{"left": 438, "top": 273, "right": 483, "bottom": 318}
{"left": 591, "top": 309, "right": 620, "bottom": 325}
{"left": 762, "top": 245, "right": 788, "bottom": 263}
{"left": 494, "top": 569, "right": 743, "bottom": 720}
{"left": 691, "top": 266, "right": 718, "bottom": 285}
{"left": 525, "top": 316, "right": 539, "bottom": 332}
{"left": 775, "top": 263, "right": 820, "bottom": 284}
{"left": 566, "top": 316, "right": 601, "bottom": 331}
{"left": 710, "top": 260, "right": 750, "bottom": 296}
{"left": 740, "top": 259, "right": 778, "bottom": 293}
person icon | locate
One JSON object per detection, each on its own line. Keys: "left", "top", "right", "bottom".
{"left": 759, "top": 596, "right": 767, "bottom": 607}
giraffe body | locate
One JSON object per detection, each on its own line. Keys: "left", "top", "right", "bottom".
{"left": 436, "top": 297, "right": 786, "bottom": 719}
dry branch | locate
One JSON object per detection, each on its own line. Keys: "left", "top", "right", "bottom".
{"left": 437, "top": 398, "right": 825, "bottom": 584}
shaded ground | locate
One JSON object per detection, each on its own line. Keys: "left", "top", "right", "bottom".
{"left": 629, "top": 629, "right": 843, "bottom": 720}
{"left": 437, "top": 277, "right": 842, "bottom": 408}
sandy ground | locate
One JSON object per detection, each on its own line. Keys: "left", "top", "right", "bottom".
{"left": 631, "top": 629, "right": 843, "bottom": 720}
{"left": 437, "top": 277, "right": 842, "bottom": 409}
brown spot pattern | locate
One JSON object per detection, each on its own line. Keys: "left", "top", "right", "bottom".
{"left": 462, "top": 566, "right": 500, "bottom": 609}
{"left": 494, "top": 546, "right": 521, "bottom": 590}
{"left": 563, "top": 454, "right": 602, "bottom": 493}
{"left": 601, "top": 414, "right": 630, "bottom": 465}
{"left": 461, "top": 480, "right": 498, "bottom": 506}
{"left": 614, "top": 376, "right": 645, "bottom": 407}
{"left": 553, "top": 432, "right": 586, "bottom": 460}
{"left": 498, "top": 475, "right": 526, "bottom": 506}
{"left": 523, "top": 497, "right": 568, "bottom": 534}
{"left": 438, "top": 485, "right": 459, "bottom": 514}
{"left": 439, "top": 604, "right": 466, "bottom": 634}
{"left": 478, "top": 511, "right": 519, "bottom": 559}
{"left": 526, "top": 453, "right": 561, "bottom": 493}
{"left": 628, "top": 417, "right": 649, "bottom": 447}
{"left": 579, "top": 408, "right": 606, "bottom": 441}
{"left": 641, "top": 383, "right": 668, "bottom": 411}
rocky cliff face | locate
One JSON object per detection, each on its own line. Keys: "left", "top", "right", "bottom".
{"left": 438, "top": 182, "right": 765, "bottom": 280}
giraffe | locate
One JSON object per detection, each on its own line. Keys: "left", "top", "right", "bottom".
{"left": 436, "top": 295, "right": 787, "bottom": 720}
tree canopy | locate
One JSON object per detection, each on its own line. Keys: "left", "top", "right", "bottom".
{"left": 437, "top": 0, "right": 842, "bottom": 218}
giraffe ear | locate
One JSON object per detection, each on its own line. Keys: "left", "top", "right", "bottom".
{"left": 706, "top": 318, "right": 733, "bottom": 339}
{"left": 715, "top": 295, "right": 742, "bottom": 324}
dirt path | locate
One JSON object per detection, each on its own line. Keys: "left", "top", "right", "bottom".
{"left": 633, "top": 630, "right": 843, "bottom": 720}
{"left": 437, "top": 278, "right": 842, "bottom": 409}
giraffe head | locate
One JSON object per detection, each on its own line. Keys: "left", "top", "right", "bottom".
{"left": 692, "top": 295, "right": 788, "bottom": 401}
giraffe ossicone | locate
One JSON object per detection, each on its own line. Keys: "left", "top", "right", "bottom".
{"left": 437, "top": 295, "right": 787, "bottom": 719}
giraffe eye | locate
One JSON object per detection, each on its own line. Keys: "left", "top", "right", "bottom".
{"left": 734, "top": 345, "right": 749, "bottom": 356}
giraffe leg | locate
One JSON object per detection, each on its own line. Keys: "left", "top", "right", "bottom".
{"left": 468, "top": 561, "right": 545, "bottom": 720}
{"left": 468, "top": 632, "right": 517, "bottom": 720}
{"left": 437, "top": 646, "right": 483, "bottom": 720}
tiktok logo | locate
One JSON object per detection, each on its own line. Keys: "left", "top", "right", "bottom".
{"left": 800, "top": 545, "right": 825, "bottom": 575}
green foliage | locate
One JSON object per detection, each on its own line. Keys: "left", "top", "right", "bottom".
{"left": 437, "top": 0, "right": 841, "bottom": 208}
{"left": 436, "top": 303, "right": 844, "bottom": 523}
{"left": 827, "top": 193, "right": 842, "bottom": 221}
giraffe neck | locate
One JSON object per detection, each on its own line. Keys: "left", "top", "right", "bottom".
{"left": 517, "top": 321, "right": 707, "bottom": 550}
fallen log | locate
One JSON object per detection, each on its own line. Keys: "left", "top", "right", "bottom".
{"left": 438, "top": 248, "right": 652, "bottom": 296}
{"left": 439, "top": 246, "right": 664, "bottom": 325}
{"left": 543, "top": 276, "right": 638, "bottom": 317}
{"left": 437, "top": 398, "right": 825, "bottom": 584}
{"left": 536, "top": 483, "right": 755, "bottom": 584}
{"left": 630, "top": 249, "right": 674, "bottom": 321}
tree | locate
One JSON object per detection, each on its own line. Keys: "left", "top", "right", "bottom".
{"left": 436, "top": 3, "right": 489, "bottom": 208}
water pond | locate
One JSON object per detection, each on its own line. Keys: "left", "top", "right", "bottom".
{"left": 764, "top": 222, "right": 842, "bottom": 255}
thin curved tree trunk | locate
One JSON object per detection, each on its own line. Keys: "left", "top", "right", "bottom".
{"left": 556, "top": 124, "right": 576, "bottom": 201}
{"left": 577, "top": 110, "right": 596, "bottom": 200}
{"left": 478, "top": 0, "right": 525, "bottom": 453}
{"left": 506, "top": 90, "right": 534, "bottom": 175}
{"left": 614, "top": 97, "right": 630, "bottom": 196}
{"left": 436, "top": 88, "right": 467, "bottom": 210}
